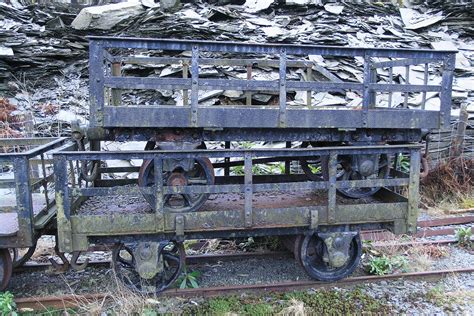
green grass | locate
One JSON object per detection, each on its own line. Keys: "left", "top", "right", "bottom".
{"left": 183, "top": 288, "right": 390, "bottom": 314}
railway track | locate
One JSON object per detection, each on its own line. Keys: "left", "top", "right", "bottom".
{"left": 15, "top": 267, "right": 474, "bottom": 311}
{"left": 15, "top": 236, "right": 472, "bottom": 273}
{"left": 13, "top": 213, "right": 474, "bottom": 273}
{"left": 361, "top": 215, "right": 473, "bottom": 241}
{"left": 10, "top": 214, "right": 473, "bottom": 312}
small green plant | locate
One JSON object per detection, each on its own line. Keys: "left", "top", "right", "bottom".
{"left": 142, "top": 308, "right": 158, "bottom": 316}
{"left": 207, "top": 297, "right": 240, "bottom": 314}
{"left": 231, "top": 162, "right": 286, "bottom": 176}
{"left": 455, "top": 227, "right": 472, "bottom": 248}
{"left": 0, "top": 292, "right": 17, "bottom": 316}
{"left": 396, "top": 154, "right": 410, "bottom": 173}
{"left": 177, "top": 267, "right": 201, "bottom": 289}
{"left": 308, "top": 164, "right": 321, "bottom": 174}
{"left": 367, "top": 255, "right": 408, "bottom": 275}
{"left": 426, "top": 285, "right": 444, "bottom": 302}
{"left": 238, "top": 237, "right": 255, "bottom": 250}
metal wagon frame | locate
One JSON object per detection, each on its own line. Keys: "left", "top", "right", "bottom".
{"left": 86, "top": 36, "right": 456, "bottom": 140}
{"left": 53, "top": 37, "right": 456, "bottom": 292}
{"left": 0, "top": 137, "right": 67, "bottom": 248}
{"left": 54, "top": 143, "right": 421, "bottom": 252}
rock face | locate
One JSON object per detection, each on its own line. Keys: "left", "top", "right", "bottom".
{"left": 71, "top": 1, "right": 145, "bottom": 30}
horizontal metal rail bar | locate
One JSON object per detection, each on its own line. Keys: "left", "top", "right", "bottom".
{"left": 102, "top": 106, "right": 440, "bottom": 129}
{"left": 0, "top": 138, "right": 67, "bottom": 160}
{"left": 103, "top": 77, "right": 439, "bottom": 93}
{"left": 372, "top": 57, "right": 443, "bottom": 68}
{"left": 104, "top": 77, "right": 191, "bottom": 90}
{"left": 286, "top": 81, "right": 362, "bottom": 91}
{"left": 89, "top": 36, "right": 456, "bottom": 59}
{"left": 120, "top": 56, "right": 311, "bottom": 68}
{"left": 199, "top": 78, "right": 278, "bottom": 91}
{"left": 0, "top": 174, "right": 54, "bottom": 190}
{"left": 55, "top": 145, "right": 421, "bottom": 161}
{"left": 0, "top": 206, "right": 16, "bottom": 214}
{"left": 71, "top": 178, "right": 408, "bottom": 198}
{"left": 30, "top": 174, "right": 54, "bottom": 191}
{"left": 0, "top": 137, "right": 58, "bottom": 146}
{"left": 213, "top": 157, "right": 295, "bottom": 168}
{"left": 369, "top": 83, "right": 441, "bottom": 93}
{"left": 98, "top": 166, "right": 141, "bottom": 173}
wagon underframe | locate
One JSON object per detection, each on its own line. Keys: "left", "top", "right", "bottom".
{"left": 55, "top": 144, "right": 421, "bottom": 253}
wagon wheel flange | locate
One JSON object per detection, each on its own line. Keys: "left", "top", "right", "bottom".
{"left": 139, "top": 157, "right": 215, "bottom": 212}
{"left": 0, "top": 248, "right": 13, "bottom": 291}
{"left": 336, "top": 154, "right": 391, "bottom": 199}
{"left": 299, "top": 142, "right": 327, "bottom": 181}
{"left": 111, "top": 241, "right": 185, "bottom": 294}
{"left": 9, "top": 243, "right": 36, "bottom": 268}
{"left": 299, "top": 233, "right": 361, "bottom": 282}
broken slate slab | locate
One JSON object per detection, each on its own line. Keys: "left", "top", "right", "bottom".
{"left": 399, "top": 8, "right": 444, "bottom": 30}
{"left": 71, "top": 1, "right": 145, "bottom": 30}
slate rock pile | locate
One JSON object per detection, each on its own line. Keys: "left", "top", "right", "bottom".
{"left": 0, "top": 0, "right": 472, "bottom": 135}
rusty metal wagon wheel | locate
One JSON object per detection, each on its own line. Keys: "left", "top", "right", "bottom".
{"left": 300, "top": 233, "right": 361, "bottom": 282}
{"left": 337, "top": 154, "right": 391, "bottom": 199}
{"left": 111, "top": 241, "right": 185, "bottom": 294}
{"left": 0, "top": 248, "right": 13, "bottom": 291}
{"left": 139, "top": 157, "right": 215, "bottom": 212}
{"left": 9, "top": 243, "right": 36, "bottom": 268}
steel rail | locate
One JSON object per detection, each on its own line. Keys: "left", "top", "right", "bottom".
{"left": 16, "top": 236, "right": 473, "bottom": 273}
{"left": 15, "top": 267, "right": 474, "bottom": 311}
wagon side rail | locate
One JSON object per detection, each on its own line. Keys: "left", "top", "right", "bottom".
{"left": 87, "top": 36, "right": 456, "bottom": 130}
{"left": 0, "top": 138, "right": 68, "bottom": 247}
{"left": 54, "top": 144, "right": 421, "bottom": 253}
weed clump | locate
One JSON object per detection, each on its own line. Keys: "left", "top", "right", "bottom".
{"left": 0, "top": 292, "right": 17, "bottom": 316}
{"left": 421, "top": 157, "right": 474, "bottom": 207}
{"left": 455, "top": 227, "right": 473, "bottom": 248}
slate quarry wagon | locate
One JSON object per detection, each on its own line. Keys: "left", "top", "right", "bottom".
{"left": 0, "top": 36, "right": 456, "bottom": 292}
{"left": 0, "top": 137, "right": 67, "bottom": 290}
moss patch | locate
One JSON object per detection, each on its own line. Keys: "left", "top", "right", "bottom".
{"left": 183, "top": 288, "right": 390, "bottom": 315}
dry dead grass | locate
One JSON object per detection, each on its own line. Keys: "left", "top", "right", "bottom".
{"left": 372, "top": 235, "right": 450, "bottom": 272}
{"left": 0, "top": 98, "right": 24, "bottom": 139}
{"left": 53, "top": 271, "right": 158, "bottom": 315}
{"left": 421, "top": 157, "right": 474, "bottom": 209}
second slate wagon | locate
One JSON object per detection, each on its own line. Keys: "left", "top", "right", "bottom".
{"left": 55, "top": 36, "right": 455, "bottom": 292}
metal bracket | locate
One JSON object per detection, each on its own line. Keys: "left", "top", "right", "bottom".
{"left": 175, "top": 215, "right": 185, "bottom": 236}
{"left": 310, "top": 210, "right": 319, "bottom": 230}
{"left": 318, "top": 231, "right": 357, "bottom": 268}
{"left": 132, "top": 242, "right": 163, "bottom": 280}
{"left": 244, "top": 153, "right": 253, "bottom": 227}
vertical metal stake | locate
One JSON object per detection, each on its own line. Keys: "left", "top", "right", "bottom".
{"left": 306, "top": 66, "right": 312, "bottom": 107}
{"left": 279, "top": 49, "right": 287, "bottom": 127}
{"left": 191, "top": 46, "right": 199, "bottom": 127}
{"left": 224, "top": 141, "right": 231, "bottom": 177}
{"left": 327, "top": 152, "right": 337, "bottom": 223}
{"left": 421, "top": 63, "right": 428, "bottom": 110}
{"left": 407, "top": 149, "right": 420, "bottom": 234}
{"left": 244, "top": 153, "right": 253, "bottom": 227}
{"left": 111, "top": 62, "right": 122, "bottom": 106}
{"left": 183, "top": 61, "right": 189, "bottom": 106}
{"left": 404, "top": 65, "right": 410, "bottom": 108}
{"left": 246, "top": 64, "right": 252, "bottom": 106}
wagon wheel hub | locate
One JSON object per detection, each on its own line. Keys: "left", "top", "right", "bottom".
{"left": 299, "top": 232, "right": 362, "bottom": 282}
{"left": 139, "top": 157, "right": 215, "bottom": 212}
{"left": 167, "top": 172, "right": 188, "bottom": 187}
{"left": 112, "top": 241, "right": 185, "bottom": 294}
